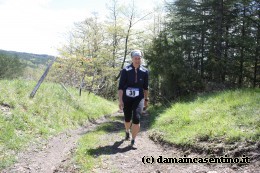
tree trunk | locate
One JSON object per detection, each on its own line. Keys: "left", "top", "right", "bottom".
{"left": 215, "top": 0, "right": 224, "bottom": 82}
{"left": 238, "top": 6, "right": 246, "bottom": 88}
{"left": 200, "top": 21, "right": 205, "bottom": 78}
{"left": 253, "top": 10, "right": 260, "bottom": 88}
{"left": 115, "top": 14, "right": 133, "bottom": 81}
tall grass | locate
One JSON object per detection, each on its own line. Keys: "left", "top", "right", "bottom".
{"left": 0, "top": 79, "right": 117, "bottom": 169}
{"left": 149, "top": 89, "right": 260, "bottom": 146}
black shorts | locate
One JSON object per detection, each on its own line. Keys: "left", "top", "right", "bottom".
{"left": 123, "top": 98, "right": 144, "bottom": 124}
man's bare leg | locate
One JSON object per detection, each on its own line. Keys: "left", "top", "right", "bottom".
{"left": 131, "top": 123, "right": 140, "bottom": 140}
{"left": 124, "top": 121, "right": 131, "bottom": 140}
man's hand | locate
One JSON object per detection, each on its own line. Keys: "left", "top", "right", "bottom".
{"left": 144, "top": 100, "right": 148, "bottom": 108}
{"left": 119, "top": 100, "right": 124, "bottom": 110}
{"left": 144, "top": 90, "right": 149, "bottom": 109}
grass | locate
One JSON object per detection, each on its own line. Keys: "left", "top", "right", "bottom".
{"left": 75, "top": 130, "right": 106, "bottom": 171}
{"left": 0, "top": 79, "right": 118, "bottom": 169}
{"left": 149, "top": 89, "right": 260, "bottom": 146}
{"left": 1, "top": 80, "right": 259, "bottom": 171}
{"left": 75, "top": 121, "right": 125, "bottom": 172}
{"left": 71, "top": 88, "right": 260, "bottom": 172}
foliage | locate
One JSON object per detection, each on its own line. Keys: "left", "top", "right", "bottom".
{"left": 0, "top": 53, "right": 24, "bottom": 79}
{"left": 0, "top": 49, "right": 53, "bottom": 68}
{"left": 145, "top": 0, "right": 260, "bottom": 102}
{"left": 53, "top": 0, "right": 162, "bottom": 100}
{"left": 0, "top": 49, "right": 54, "bottom": 81}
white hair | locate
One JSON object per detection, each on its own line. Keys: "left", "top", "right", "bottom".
{"left": 131, "top": 50, "right": 143, "bottom": 57}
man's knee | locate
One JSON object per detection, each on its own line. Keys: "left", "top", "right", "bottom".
{"left": 132, "top": 120, "right": 140, "bottom": 124}
{"left": 132, "top": 115, "right": 140, "bottom": 124}
{"left": 124, "top": 118, "right": 131, "bottom": 122}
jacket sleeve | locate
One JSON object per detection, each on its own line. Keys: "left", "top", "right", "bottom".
{"left": 143, "top": 70, "right": 149, "bottom": 90}
{"left": 118, "top": 69, "right": 127, "bottom": 90}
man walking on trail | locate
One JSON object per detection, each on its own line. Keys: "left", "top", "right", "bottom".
{"left": 118, "top": 50, "right": 149, "bottom": 147}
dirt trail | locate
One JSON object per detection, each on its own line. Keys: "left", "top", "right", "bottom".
{"left": 2, "top": 112, "right": 259, "bottom": 173}
{"left": 1, "top": 116, "right": 110, "bottom": 173}
{"left": 83, "top": 113, "right": 259, "bottom": 173}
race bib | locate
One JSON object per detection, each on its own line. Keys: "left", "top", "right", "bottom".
{"left": 126, "top": 87, "right": 139, "bottom": 98}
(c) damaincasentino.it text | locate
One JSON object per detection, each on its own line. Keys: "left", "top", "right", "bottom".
{"left": 142, "top": 155, "right": 250, "bottom": 164}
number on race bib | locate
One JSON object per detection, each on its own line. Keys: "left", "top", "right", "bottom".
{"left": 126, "top": 87, "right": 139, "bottom": 98}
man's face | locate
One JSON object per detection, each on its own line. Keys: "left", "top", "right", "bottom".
{"left": 132, "top": 56, "right": 141, "bottom": 66}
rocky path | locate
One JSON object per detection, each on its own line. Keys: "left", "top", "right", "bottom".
{"left": 2, "top": 112, "right": 259, "bottom": 173}
{"left": 85, "top": 113, "right": 259, "bottom": 173}
{"left": 1, "top": 116, "right": 109, "bottom": 173}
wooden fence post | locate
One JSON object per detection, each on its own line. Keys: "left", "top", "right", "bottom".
{"left": 29, "top": 57, "right": 57, "bottom": 98}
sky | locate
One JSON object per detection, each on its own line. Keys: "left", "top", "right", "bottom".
{"left": 0, "top": 0, "right": 163, "bottom": 56}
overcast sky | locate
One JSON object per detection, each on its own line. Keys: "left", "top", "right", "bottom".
{"left": 0, "top": 0, "right": 163, "bottom": 56}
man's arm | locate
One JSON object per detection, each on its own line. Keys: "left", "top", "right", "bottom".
{"left": 144, "top": 89, "right": 149, "bottom": 108}
{"left": 118, "top": 89, "right": 124, "bottom": 110}
{"left": 118, "top": 69, "right": 126, "bottom": 110}
{"left": 143, "top": 69, "right": 149, "bottom": 108}
{"left": 144, "top": 90, "right": 149, "bottom": 100}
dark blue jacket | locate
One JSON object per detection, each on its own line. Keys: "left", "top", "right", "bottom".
{"left": 118, "top": 64, "right": 149, "bottom": 101}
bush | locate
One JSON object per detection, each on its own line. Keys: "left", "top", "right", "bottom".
{"left": 0, "top": 53, "right": 24, "bottom": 79}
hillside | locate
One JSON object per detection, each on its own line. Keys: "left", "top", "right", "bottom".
{"left": 35, "top": 89, "right": 260, "bottom": 172}
{"left": 1, "top": 83, "right": 259, "bottom": 172}
{"left": 0, "top": 79, "right": 118, "bottom": 169}
{"left": 0, "top": 49, "right": 54, "bottom": 68}
{"left": 149, "top": 89, "right": 260, "bottom": 157}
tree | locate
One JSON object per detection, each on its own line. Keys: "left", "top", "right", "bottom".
{"left": 0, "top": 53, "right": 24, "bottom": 79}
{"left": 112, "top": 0, "right": 154, "bottom": 80}
{"left": 146, "top": 0, "right": 259, "bottom": 103}
{"left": 54, "top": 0, "right": 164, "bottom": 99}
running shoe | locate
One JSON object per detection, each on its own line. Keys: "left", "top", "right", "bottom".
{"left": 125, "top": 131, "right": 130, "bottom": 140}
{"left": 130, "top": 139, "right": 135, "bottom": 147}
